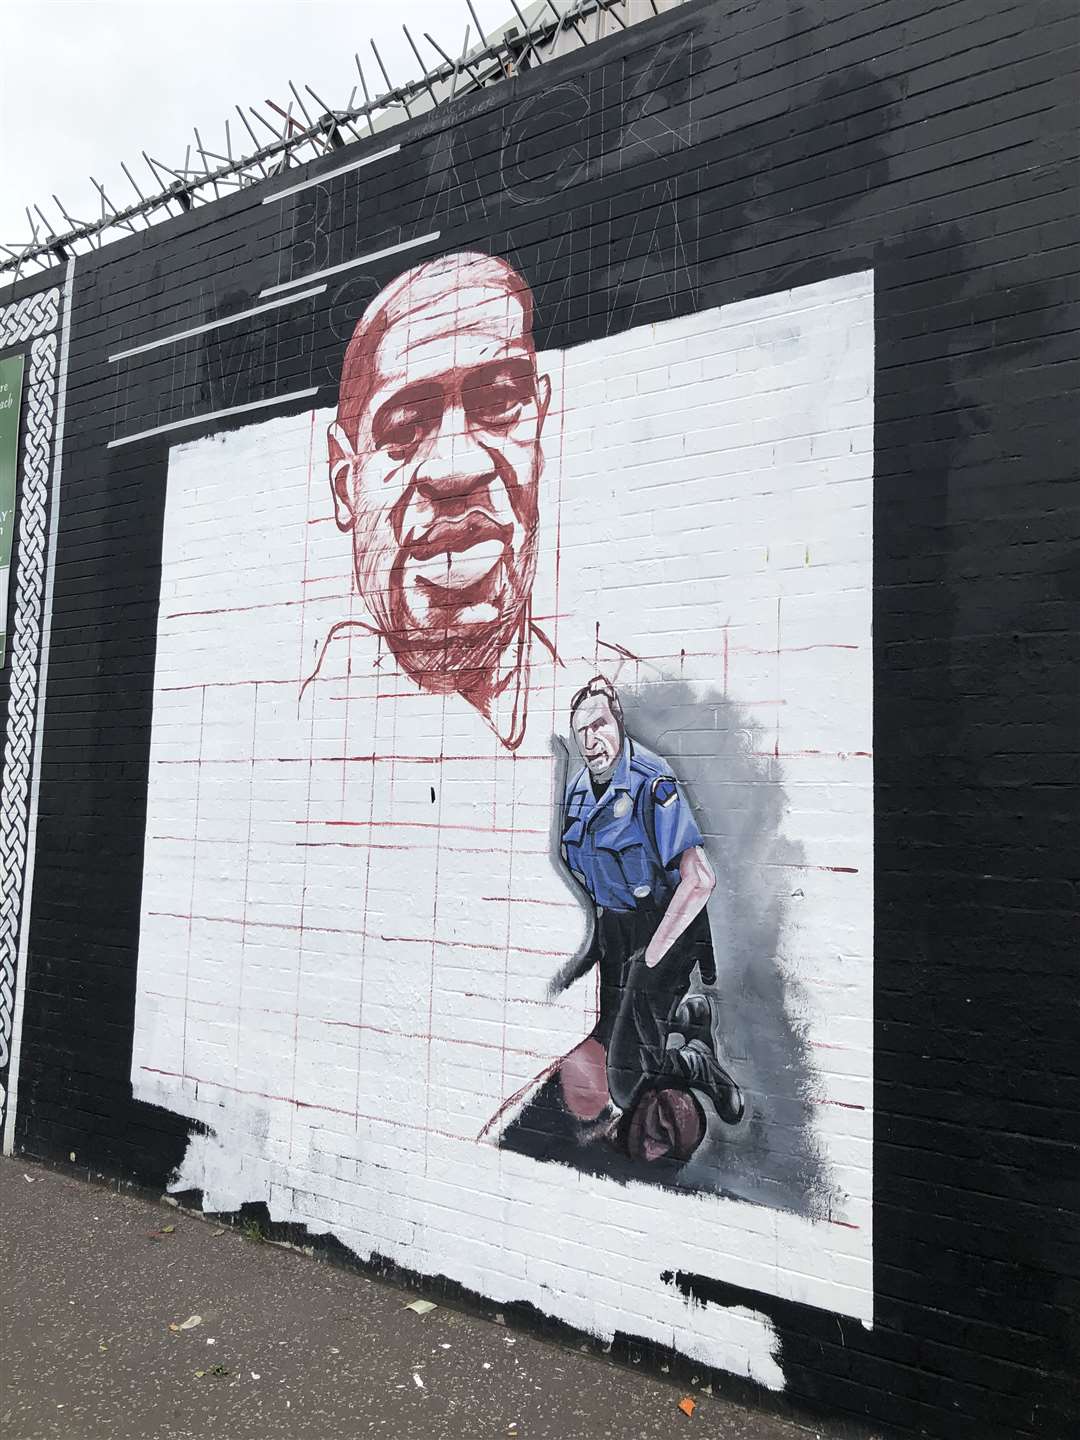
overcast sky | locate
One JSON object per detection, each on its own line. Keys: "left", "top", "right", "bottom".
{"left": 2, "top": 0, "right": 518, "bottom": 253}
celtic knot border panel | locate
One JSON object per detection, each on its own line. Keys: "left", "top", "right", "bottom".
{"left": 0, "top": 285, "right": 62, "bottom": 1124}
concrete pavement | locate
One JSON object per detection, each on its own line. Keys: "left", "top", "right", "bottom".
{"left": 1, "top": 1157, "right": 838, "bottom": 1440}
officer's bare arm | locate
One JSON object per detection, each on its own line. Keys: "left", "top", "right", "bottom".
{"left": 644, "top": 846, "right": 715, "bottom": 969}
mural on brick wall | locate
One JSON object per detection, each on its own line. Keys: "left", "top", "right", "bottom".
{"left": 301, "top": 253, "right": 757, "bottom": 1182}
{"left": 132, "top": 251, "right": 875, "bottom": 1371}
{"left": 7, "top": 8, "right": 1073, "bottom": 1429}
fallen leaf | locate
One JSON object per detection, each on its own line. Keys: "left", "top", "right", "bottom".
{"left": 211, "top": 1227, "right": 226, "bottom": 1237}
{"left": 194, "top": 1370, "right": 206, "bottom": 1380}
{"left": 405, "top": 1299, "right": 438, "bottom": 1316}
{"left": 160, "top": 1225, "right": 176, "bottom": 1235}
{"left": 208, "top": 1364, "right": 230, "bottom": 1378}
{"left": 173, "top": 1315, "right": 202, "bottom": 1332}
{"left": 678, "top": 1396, "right": 696, "bottom": 1418}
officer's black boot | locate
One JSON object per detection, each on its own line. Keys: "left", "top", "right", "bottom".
{"left": 674, "top": 993, "right": 713, "bottom": 1048}
{"left": 672, "top": 1040, "right": 745, "bottom": 1125}
{"left": 671, "top": 995, "right": 745, "bottom": 1125}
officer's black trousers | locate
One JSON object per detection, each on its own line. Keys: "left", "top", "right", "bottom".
{"left": 594, "top": 904, "right": 715, "bottom": 1112}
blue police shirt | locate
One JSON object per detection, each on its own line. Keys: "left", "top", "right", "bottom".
{"left": 560, "top": 738, "right": 704, "bottom": 912}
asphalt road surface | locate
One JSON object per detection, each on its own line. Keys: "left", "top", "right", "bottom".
{"left": 1, "top": 1157, "right": 851, "bottom": 1440}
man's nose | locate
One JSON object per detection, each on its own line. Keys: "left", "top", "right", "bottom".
{"left": 413, "top": 404, "right": 493, "bottom": 500}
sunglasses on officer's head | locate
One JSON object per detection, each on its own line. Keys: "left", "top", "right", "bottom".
{"left": 569, "top": 678, "right": 623, "bottom": 724}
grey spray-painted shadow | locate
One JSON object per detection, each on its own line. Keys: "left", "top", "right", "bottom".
{"left": 622, "top": 678, "right": 833, "bottom": 1216}
{"left": 500, "top": 676, "right": 834, "bottom": 1220}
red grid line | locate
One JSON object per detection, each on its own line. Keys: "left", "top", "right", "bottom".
{"left": 293, "top": 817, "right": 548, "bottom": 837}
{"left": 180, "top": 687, "right": 206, "bottom": 1079}
{"left": 751, "top": 749, "right": 872, "bottom": 760}
{"left": 148, "top": 911, "right": 568, "bottom": 958}
{"left": 766, "top": 862, "right": 860, "bottom": 874}
{"left": 480, "top": 895, "right": 578, "bottom": 909}
{"left": 143, "top": 990, "right": 558, "bottom": 1060}
{"left": 165, "top": 592, "right": 574, "bottom": 622}
{"left": 288, "top": 410, "right": 321, "bottom": 1165}
{"left": 294, "top": 839, "right": 550, "bottom": 856}
{"left": 233, "top": 682, "right": 260, "bottom": 1098}
{"left": 353, "top": 631, "right": 384, "bottom": 1138}
{"left": 155, "top": 749, "right": 871, "bottom": 766}
{"left": 162, "top": 674, "right": 793, "bottom": 705}
{"left": 155, "top": 753, "right": 557, "bottom": 765}
{"left": 383, "top": 933, "right": 567, "bottom": 956}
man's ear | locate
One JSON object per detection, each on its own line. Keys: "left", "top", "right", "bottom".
{"left": 535, "top": 372, "right": 552, "bottom": 429}
{"left": 327, "top": 422, "right": 356, "bottom": 532}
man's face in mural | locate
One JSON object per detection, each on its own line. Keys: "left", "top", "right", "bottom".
{"left": 330, "top": 253, "right": 551, "bottom": 680}
{"left": 572, "top": 693, "right": 623, "bottom": 779}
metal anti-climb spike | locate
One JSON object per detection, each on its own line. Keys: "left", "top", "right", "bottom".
{"left": 2, "top": 0, "right": 671, "bottom": 275}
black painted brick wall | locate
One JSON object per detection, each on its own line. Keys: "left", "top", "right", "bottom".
{"left": 3, "top": 1, "right": 1077, "bottom": 1436}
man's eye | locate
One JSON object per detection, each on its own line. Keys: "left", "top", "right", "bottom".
{"left": 472, "top": 400, "right": 522, "bottom": 427}
{"left": 372, "top": 394, "right": 441, "bottom": 454}
{"left": 464, "top": 374, "right": 534, "bottom": 429}
{"left": 380, "top": 413, "right": 425, "bottom": 450}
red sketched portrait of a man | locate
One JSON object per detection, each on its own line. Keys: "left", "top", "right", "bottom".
{"left": 322, "top": 251, "right": 552, "bottom": 745}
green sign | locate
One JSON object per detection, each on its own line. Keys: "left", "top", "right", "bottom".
{"left": 0, "top": 355, "right": 25, "bottom": 666}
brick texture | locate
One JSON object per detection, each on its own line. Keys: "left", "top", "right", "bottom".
{"left": 1, "top": 2, "right": 1077, "bottom": 1437}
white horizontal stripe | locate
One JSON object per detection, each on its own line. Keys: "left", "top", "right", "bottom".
{"left": 108, "top": 286, "right": 327, "bottom": 363}
{"left": 107, "top": 387, "right": 319, "bottom": 449}
{"left": 259, "top": 231, "right": 441, "bottom": 298}
{"left": 261, "top": 144, "right": 401, "bottom": 203}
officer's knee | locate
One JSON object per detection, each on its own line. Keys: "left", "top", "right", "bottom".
{"left": 559, "top": 1038, "right": 609, "bottom": 1120}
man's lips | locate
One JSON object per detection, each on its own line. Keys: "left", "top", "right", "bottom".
{"left": 405, "top": 510, "right": 512, "bottom": 562}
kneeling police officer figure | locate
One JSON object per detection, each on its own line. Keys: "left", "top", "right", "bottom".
{"left": 553, "top": 677, "right": 744, "bottom": 1163}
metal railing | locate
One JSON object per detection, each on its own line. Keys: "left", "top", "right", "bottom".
{"left": 2, "top": 0, "right": 680, "bottom": 281}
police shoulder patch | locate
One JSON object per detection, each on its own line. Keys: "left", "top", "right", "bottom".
{"left": 651, "top": 776, "right": 679, "bottom": 808}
